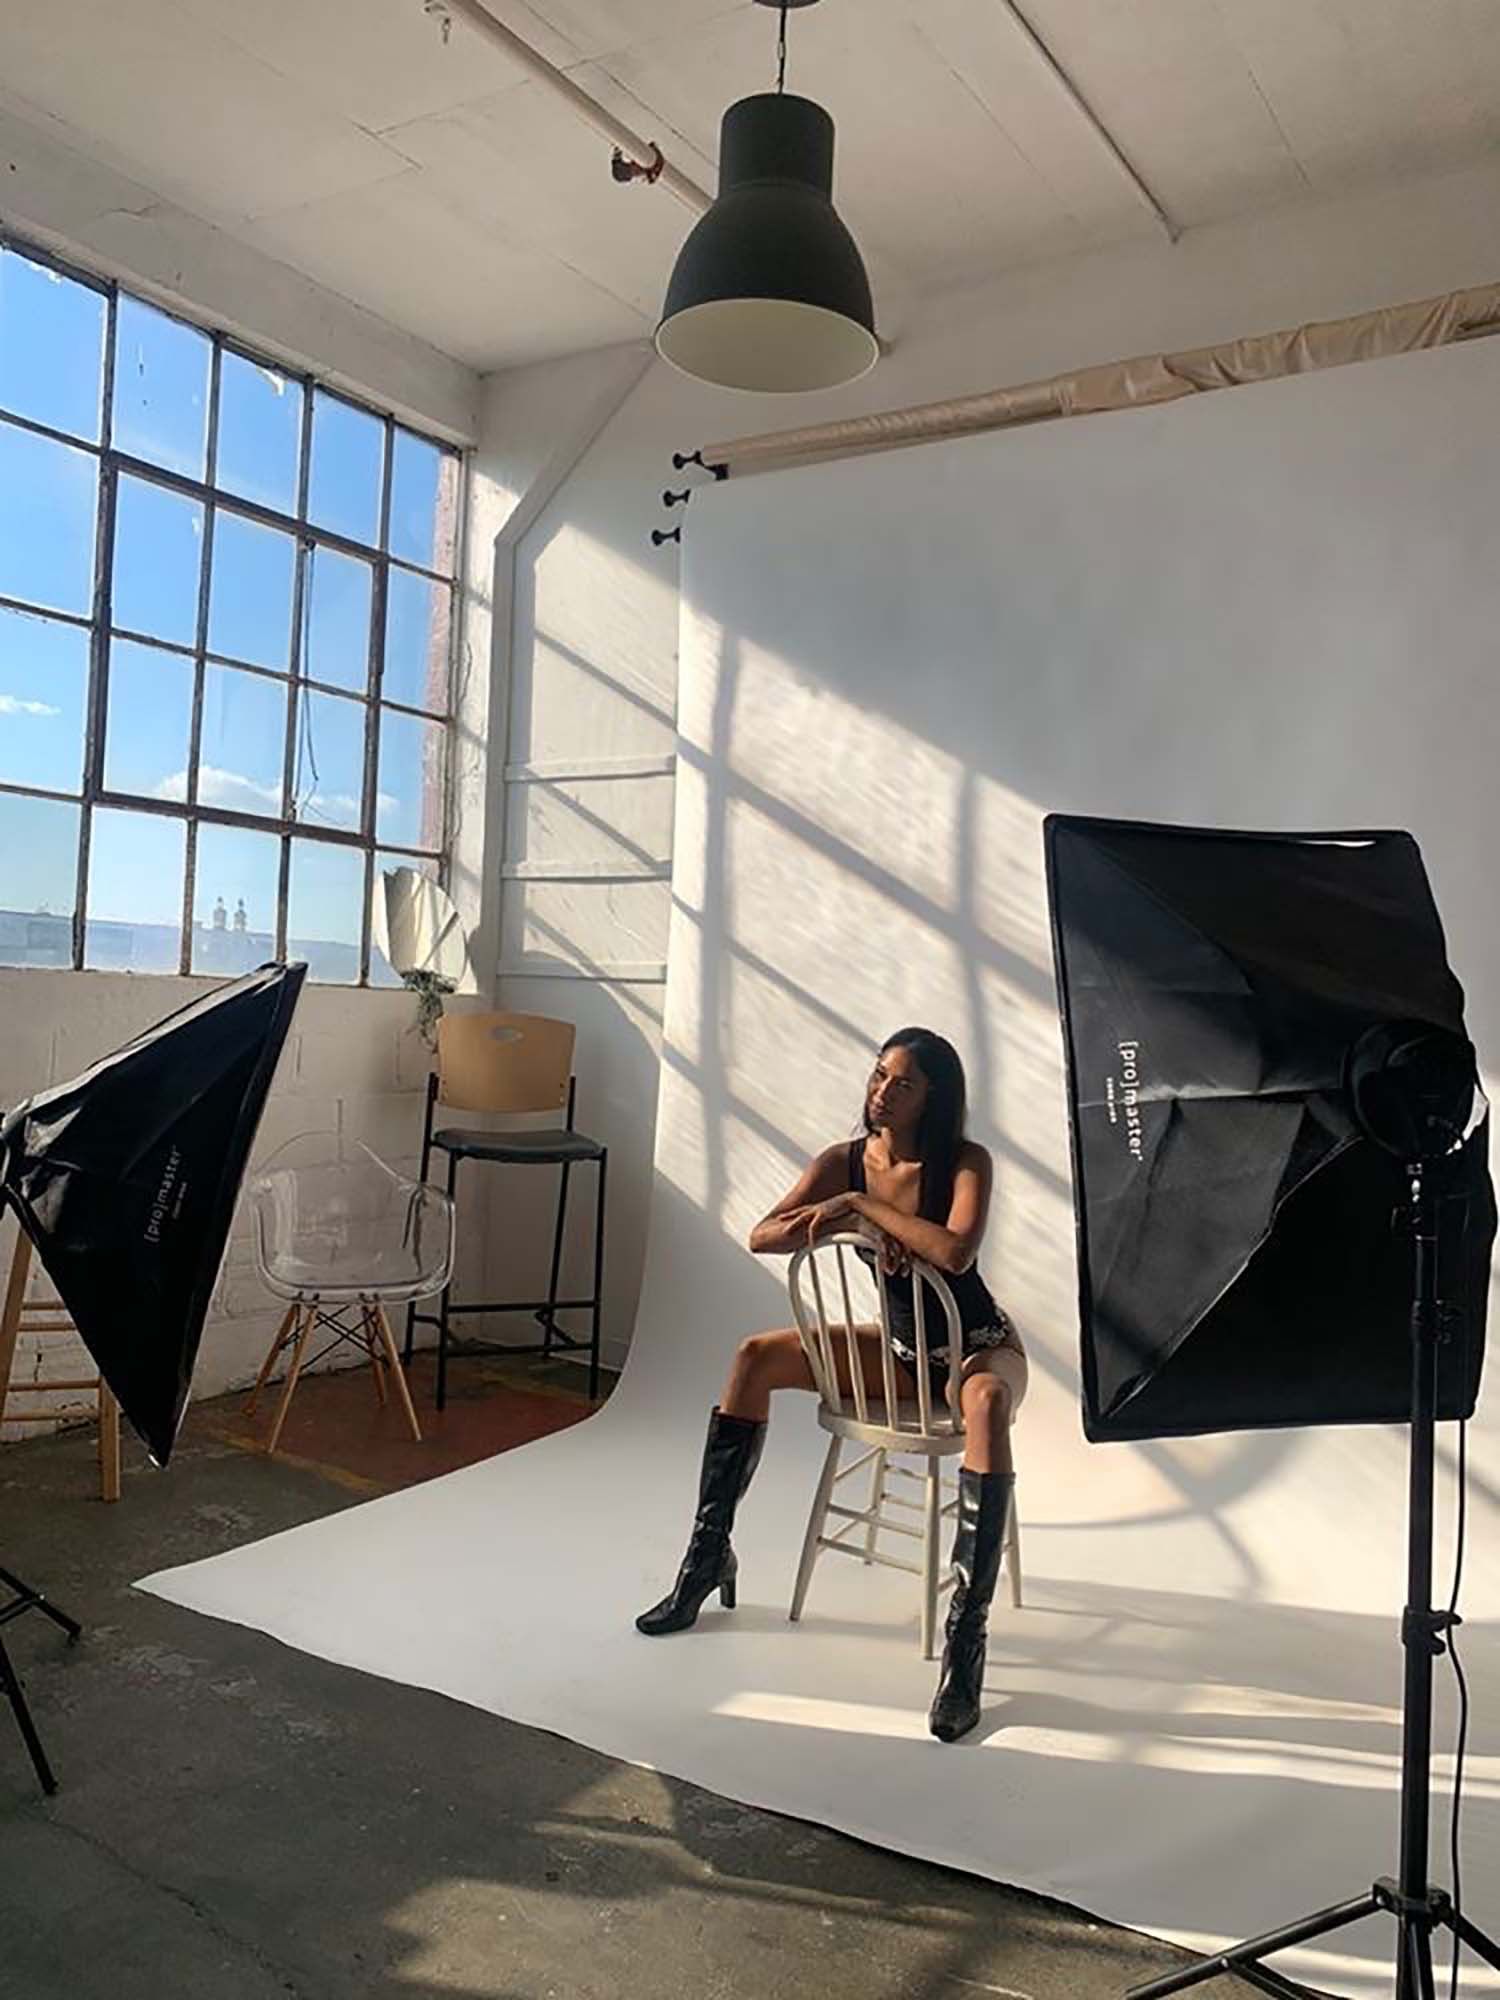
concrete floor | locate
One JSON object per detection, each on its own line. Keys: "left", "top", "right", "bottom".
{"left": 0, "top": 1364, "right": 1256, "bottom": 2000}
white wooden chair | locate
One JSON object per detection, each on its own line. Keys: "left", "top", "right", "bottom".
{"left": 787, "top": 1232, "right": 1022, "bottom": 1658}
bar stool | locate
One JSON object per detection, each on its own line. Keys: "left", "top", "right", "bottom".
{"left": 403, "top": 1012, "right": 607, "bottom": 1406}
{"left": 0, "top": 1227, "right": 121, "bottom": 1501}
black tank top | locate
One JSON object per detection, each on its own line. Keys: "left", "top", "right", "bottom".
{"left": 847, "top": 1138, "right": 1000, "bottom": 1341}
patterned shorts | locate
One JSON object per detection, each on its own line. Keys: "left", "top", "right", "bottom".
{"left": 889, "top": 1309, "right": 1020, "bottom": 1383}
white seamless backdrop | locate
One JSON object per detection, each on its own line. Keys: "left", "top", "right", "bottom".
{"left": 143, "top": 335, "right": 1500, "bottom": 1997}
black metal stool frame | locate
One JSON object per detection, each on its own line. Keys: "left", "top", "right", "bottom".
{"left": 404, "top": 1073, "right": 607, "bottom": 1406}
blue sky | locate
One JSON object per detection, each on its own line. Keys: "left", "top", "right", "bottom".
{"left": 0, "top": 247, "right": 453, "bottom": 967}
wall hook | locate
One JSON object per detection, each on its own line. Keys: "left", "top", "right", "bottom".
{"left": 671, "top": 449, "right": 728, "bottom": 480}
{"left": 652, "top": 525, "right": 683, "bottom": 547}
{"left": 663, "top": 488, "right": 692, "bottom": 508}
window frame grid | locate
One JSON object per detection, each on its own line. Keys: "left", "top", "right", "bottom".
{"left": 0, "top": 230, "right": 461, "bottom": 984}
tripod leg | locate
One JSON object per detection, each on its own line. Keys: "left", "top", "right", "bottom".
{"left": 1399, "top": 1916, "right": 1437, "bottom": 2000}
{"left": 1126, "top": 1891, "right": 1382, "bottom": 2000}
{"left": 0, "top": 1634, "right": 58, "bottom": 1795}
{"left": 0, "top": 1568, "right": 81, "bottom": 1643}
{"left": 1442, "top": 1908, "right": 1500, "bottom": 1975}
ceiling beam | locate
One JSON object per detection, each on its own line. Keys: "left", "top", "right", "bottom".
{"left": 994, "top": 0, "right": 1180, "bottom": 244}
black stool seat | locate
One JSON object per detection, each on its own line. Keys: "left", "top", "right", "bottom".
{"left": 432, "top": 1126, "right": 605, "bottom": 1165}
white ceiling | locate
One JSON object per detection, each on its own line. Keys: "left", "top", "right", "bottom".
{"left": 1, "top": 0, "right": 1498, "bottom": 375}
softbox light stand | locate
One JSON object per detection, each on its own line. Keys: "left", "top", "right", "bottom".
{"left": 0, "top": 961, "right": 305, "bottom": 1793}
{"left": 1044, "top": 817, "right": 1499, "bottom": 2000}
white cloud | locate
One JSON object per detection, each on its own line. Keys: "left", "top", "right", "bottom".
{"left": 0, "top": 694, "right": 61, "bottom": 717}
{"left": 156, "top": 766, "right": 282, "bottom": 814}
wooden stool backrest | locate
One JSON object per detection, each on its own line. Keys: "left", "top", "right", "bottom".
{"left": 436, "top": 1012, "right": 574, "bottom": 1116}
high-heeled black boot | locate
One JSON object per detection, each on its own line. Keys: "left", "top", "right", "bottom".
{"left": 929, "top": 1467, "right": 1013, "bottom": 1742}
{"left": 636, "top": 1408, "right": 767, "bottom": 1636}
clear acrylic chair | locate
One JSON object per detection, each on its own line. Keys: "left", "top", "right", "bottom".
{"left": 247, "top": 1137, "right": 454, "bottom": 1455}
{"left": 787, "top": 1232, "right": 1022, "bottom": 1657}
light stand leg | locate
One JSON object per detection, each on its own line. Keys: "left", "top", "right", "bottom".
{"left": 0, "top": 1566, "right": 82, "bottom": 1796}
{"left": 1127, "top": 1172, "right": 1500, "bottom": 2000}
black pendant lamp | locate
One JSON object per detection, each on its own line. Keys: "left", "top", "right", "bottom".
{"left": 656, "top": 0, "right": 877, "bottom": 394}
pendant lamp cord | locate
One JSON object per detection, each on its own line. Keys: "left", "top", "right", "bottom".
{"left": 777, "top": 0, "right": 789, "bottom": 91}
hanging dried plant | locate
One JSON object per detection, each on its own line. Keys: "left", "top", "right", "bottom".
{"left": 403, "top": 969, "right": 457, "bottom": 1049}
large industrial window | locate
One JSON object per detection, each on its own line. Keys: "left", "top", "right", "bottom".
{"left": 0, "top": 235, "right": 461, "bottom": 986}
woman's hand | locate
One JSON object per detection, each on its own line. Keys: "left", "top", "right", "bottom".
{"left": 873, "top": 1229, "right": 911, "bottom": 1279}
{"left": 787, "top": 1194, "right": 858, "bottom": 1243}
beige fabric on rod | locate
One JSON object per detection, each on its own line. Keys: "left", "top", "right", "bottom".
{"left": 700, "top": 281, "right": 1500, "bottom": 480}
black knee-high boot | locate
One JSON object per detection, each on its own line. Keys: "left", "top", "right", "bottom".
{"left": 636, "top": 1408, "right": 767, "bottom": 1636}
{"left": 929, "top": 1467, "right": 1013, "bottom": 1742}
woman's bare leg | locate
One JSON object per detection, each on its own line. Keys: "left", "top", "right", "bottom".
{"left": 720, "top": 1327, "right": 902, "bottom": 1423}
{"left": 959, "top": 1345, "right": 1029, "bottom": 1474}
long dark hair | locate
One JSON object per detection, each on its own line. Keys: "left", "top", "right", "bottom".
{"left": 863, "top": 1027, "right": 968, "bottom": 1222}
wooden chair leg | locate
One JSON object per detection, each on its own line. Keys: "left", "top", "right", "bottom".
{"left": 246, "top": 1302, "right": 300, "bottom": 1418}
{"left": 375, "top": 1303, "right": 422, "bottom": 1443}
{"left": 921, "top": 1460, "right": 943, "bottom": 1660}
{"left": 789, "top": 1435, "right": 841, "bottom": 1624}
{"left": 0, "top": 1231, "right": 33, "bottom": 1433}
{"left": 363, "top": 1305, "right": 389, "bottom": 1406}
{"left": 863, "top": 1448, "right": 886, "bottom": 1563}
{"left": 265, "top": 1305, "right": 315, "bottom": 1455}
{"left": 97, "top": 1384, "right": 121, "bottom": 1503}
{"left": 1007, "top": 1492, "right": 1023, "bottom": 1609}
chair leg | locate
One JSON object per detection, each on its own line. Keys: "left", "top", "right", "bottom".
{"left": 921, "top": 1460, "right": 943, "bottom": 1660}
{"left": 0, "top": 1634, "right": 59, "bottom": 1796}
{"left": 363, "top": 1305, "right": 389, "bottom": 1406}
{"left": 1007, "top": 1493, "right": 1023, "bottom": 1609}
{"left": 864, "top": 1449, "right": 887, "bottom": 1564}
{"left": 437, "top": 1155, "right": 458, "bottom": 1412}
{"left": 588, "top": 1151, "right": 607, "bottom": 1401}
{"left": 97, "top": 1385, "right": 121, "bottom": 1504}
{"left": 789, "top": 1436, "right": 842, "bottom": 1624}
{"left": 0, "top": 1230, "right": 33, "bottom": 1434}
{"left": 541, "top": 1162, "right": 572, "bottom": 1358}
{"left": 265, "top": 1305, "right": 315, "bottom": 1455}
{"left": 246, "top": 1302, "right": 300, "bottom": 1418}
{"left": 375, "top": 1303, "right": 423, "bottom": 1443}
{"left": 402, "top": 1297, "right": 417, "bottom": 1369}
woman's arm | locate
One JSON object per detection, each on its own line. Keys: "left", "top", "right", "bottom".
{"left": 748, "top": 1145, "right": 853, "bottom": 1255}
{"left": 850, "top": 1143, "right": 992, "bottom": 1275}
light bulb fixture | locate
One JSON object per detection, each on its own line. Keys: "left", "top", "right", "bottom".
{"left": 655, "top": 0, "right": 877, "bottom": 394}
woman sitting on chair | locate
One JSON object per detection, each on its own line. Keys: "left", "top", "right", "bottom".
{"left": 636, "top": 1027, "right": 1027, "bottom": 1744}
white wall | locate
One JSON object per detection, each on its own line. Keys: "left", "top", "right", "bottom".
{"left": 475, "top": 151, "right": 1500, "bottom": 1369}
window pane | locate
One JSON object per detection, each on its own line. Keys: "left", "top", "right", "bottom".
{"left": 192, "top": 823, "right": 280, "bottom": 975}
{"left": 0, "top": 793, "right": 79, "bottom": 967}
{"left": 85, "top": 807, "right": 185, "bottom": 972}
{"left": 390, "top": 430, "right": 457, "bottom": 572}
{"left": 103, "top": 640, "right": 193, "bottom": 801}
{"left": 308, "top": 392, "right": 382, "bottom": 546}
{"left": 369, "top": 849, "right": 438, "bottom": 988}
{"left": 112, "top": 474, "right": 203, "bottom": 646}
{"left": 305, "top": 544, "right": 371, "bottom": 693}
{"left": 208, "top": 511, "right": 294, "bottom": 670}
{"left": 288, "top": 839, "right": 363, "bottom": 985}
{"left": 384, "top": 568, "right": 451, "bottom": 713}
{"left": 0, "top": 249, "right": 106, "bottom": 443}
{"left": 113, "top": 297, "right": 209, "bottom": 479}
{"left": 0, "top": 607, "right": 89, "bottom": 793}
{"left": 293, "top": 688, "right": 366, "bottom": 833}
{"left": 0, "top": 420, "right": 97, "bottom": 616}
{"left": 199, "top": 665, "right": 287, "bottom": 818}
{"left": 217, "top": 352, "right": 302, "bottom": 513}
{"left": 377, "top": 707, "right": 445, "bottom": 849}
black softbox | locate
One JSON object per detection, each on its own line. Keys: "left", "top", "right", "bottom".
{"left": 1044, "top": 817, "right": 1494, "bottom": 1442}
{"left": 0, "top": 962, "right": 305, "bottom": 1465}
